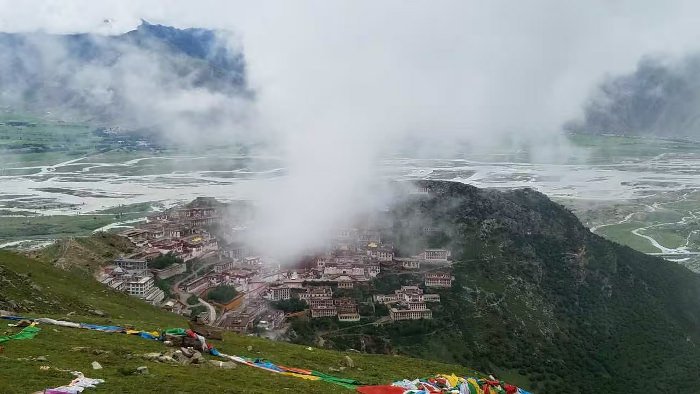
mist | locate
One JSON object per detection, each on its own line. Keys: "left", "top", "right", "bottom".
{"left": 0, "top": 24, "right": 254, "bottom": 147}
{"left": 3, "top": 0, "right": 700, "bottom": 261}
{"left": 567, "top": 53, "right": 700, "bottom": 137}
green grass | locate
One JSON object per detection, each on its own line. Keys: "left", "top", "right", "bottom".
{"left": 567, "top": 133, "right": 700, "bottom": 163}
{"left": 0, "top": 251, "right": 486, "bottom": 393}
{"left": 0, "top": 115, "right": 101, "bottom": 167}
{"left": 95, "top": 202, "right": 159, "bottom": 215}
{"left": 0, "top": 214, "right": 146, "bottom": 243}
{"left": 593, "top": 221, "right": 659, "bottom": 253}
{"left": 28, "top": 233, "right": 136, "bottom": 273}
{"left": 640, "top": 227, "right": 687, "bottom": 250}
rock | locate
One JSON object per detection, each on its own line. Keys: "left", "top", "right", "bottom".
{"left": 246, "top": 345, "right": 253, "bottom": 352}
{"left": 71, "top": 347, "right": 90, "bottom": 352}
{"left": 182, "top": 336, "right": 201, "bottom": 348}
{"left": 209, "top": 360, "right": 237, "bottom": 369}
{"left": 91, "top": 361, "right": 102, "bottom": 370}
{"left": 67, "top": 311, "right": 76, "bottom": 316}
{"left": 163, "top": 340, "right": 174, "bottom": 347}
{"left": 328, "top": 367, "right": 341, "bottom": 372}
{"left": 92, "top": 349, "right": 110, "bottom": 355}
{"left": 142, "top": 352, "right": 162, "bottom": 361}
{"left": 157, "top": 355, "right": 176, "bottom": 363}
{"left": 172, "top": 351, "right": 192, "bottom": 365}
{"left": 15, "top": 320, "right": 32, "bottom": 328}
{"left": 136, "top": 366, "right": 149, "bottom": 375}
{"left": 190, "top": 351, "right": 205, "bottom": 364}
{"left": 89, "top": 309, "right": 107, "bottom": 317}
{"left": 180, "top": 347, "right": 195, "bottom": 357}
{"left": 164, "top": 334, "right": 185, "bottom": 346}
{"left": 306, "top": 347, "right": 313, "bottom": 351}
{"left": 35, "top": 356, "right": 47, "bottom": 362}
{"left": 343, "top": 355, "right": 355, "bottom": 368}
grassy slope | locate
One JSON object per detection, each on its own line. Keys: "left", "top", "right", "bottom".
{"left": 0, "top": 214, "right": 148, "bottom": 244}
{"left": 27, "top": 233, "right": 137, "bottom": 273}
{"left": 0, "top": 251, "right": 482, "bottom": 393}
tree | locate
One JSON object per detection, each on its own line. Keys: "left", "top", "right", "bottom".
{"left": 271, "top": 298, "right": 307, "bottom": 313}
{"left": 149, "top": 252, "right": 183, "bottom": 270}
{"left": 206, "top": 285, "right": 238, "bottom": 304}
{"left": 186, "top": 294, "right": 199, "bottom": 305}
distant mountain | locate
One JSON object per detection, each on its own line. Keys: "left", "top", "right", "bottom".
{"left": 566, "top": 55, "right": 700, "bottom": 138}
{"left": 0, "top": 21, "right": 249, "bottom": 128}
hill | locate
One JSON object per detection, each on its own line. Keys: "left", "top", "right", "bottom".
{"left": 5, "top": 180, "right": 700, "bottom": 392}
{"left": 27, "top": 232, "right": 136, "bottom": 273}
{"left": 0, "top": 250, "right": 507, "bottom": 393}
{"left": 566, "top": 54, "right": 700, "bottom": 138}
{"left": 292, "top": 181, "right": 700, "bottom": 393}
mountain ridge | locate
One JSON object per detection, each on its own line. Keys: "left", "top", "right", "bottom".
{"left": 291, "top": 180, "right": 700, "bottom": 393}
{"left": 0, "top": 21, "right": 249, "bottom": 128}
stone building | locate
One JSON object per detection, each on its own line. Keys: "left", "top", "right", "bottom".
{"left": 424, "top": 272, "right": 453, "bottom": 288}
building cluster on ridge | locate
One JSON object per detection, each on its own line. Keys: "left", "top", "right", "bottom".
{"left": 97, "top": 193, "right": 454, "bottom": 333}
{"left": 263, "top": 227, "right": 453, "bottom": 322}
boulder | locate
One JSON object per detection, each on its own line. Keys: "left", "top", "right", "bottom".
{"left": 91, "top": 361, "right": 102, "bottom": 370}
{"left": 136, "top": 366, "right": 149, "bottom": 375}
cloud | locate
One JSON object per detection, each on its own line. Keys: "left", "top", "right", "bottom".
{"left": 566, "top": 53, "right": 700, "bottom": 136}
{"left": 4, "top": 0, "right": 700, "bottom": 260}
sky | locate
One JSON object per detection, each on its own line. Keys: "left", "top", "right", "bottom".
{"left": 3, "top": 0, "right": 700, "bottom": 260}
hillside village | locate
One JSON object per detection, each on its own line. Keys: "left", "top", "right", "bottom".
{"left": 97, "top": 194, "right": 454, "bottom": 337}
